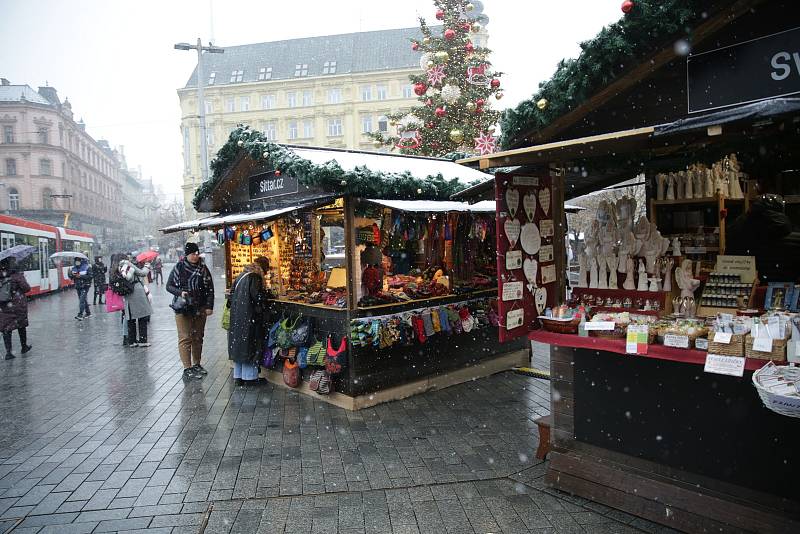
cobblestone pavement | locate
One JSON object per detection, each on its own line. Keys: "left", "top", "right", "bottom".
{"left": 0, "top": 268, "right": 677, "bottom": 533}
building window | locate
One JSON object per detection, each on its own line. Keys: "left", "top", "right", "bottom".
{"left": 322, "top": 61, "right": 337, "bottom": 75}
{"left": 376, "top": 85, "right": 387, "bottom": 100}
{"left": 38, "top": 128, "right": 49, "bottom": 144}
{"left": 42, "top": 188, "right": 54, "bottom": 210}
{"left": 8, "top": 188, "right": 19, "bottom": 210}
{"left": 258, "top": 67, "right": 272, "bottom": 80}
{"left": 230, "top": 70, "right": 244, "bottom": 83}
{"left": 402, "top": 84, "right": 414, "bottom": 98}
{"left": 303, "top": 120, "right": 314, "bottom": 138}
{"left": 288, "top": 121, "right": 298, "bottom": 140}
{"left": 204, "top": 100, "right": 213, "bottom": 114}
{"left": 361, "top": 86, "right": 372, "bottom": 101}
{"left": 327, "top": 118, "right": 343, "bottom": 137}
{"left": 361, "top": 115, "right": 372, "bottom": 134}
{"left": 240, "top": 96, "right": 250, "bottom": 111}
{"left": 263, "top": 122, "right": 276, "bottom": 141}
{"left": 206, "top": 129, "right": 214, "bottom": 146}
{"left": 287, "top": 92, "right": 297, "bottom": 108}
{"left": 61, "top": 162, "right": 66, "bottom": 178}
{"left": 39, "top": 158, "right": 52, "bottom": 176}
{"left": 378, "top": 116, "right": 388, "bottom": 133}
{"left": 327, "top": 88, "right": 341, "bottom": 104}
{"left": 208, "top": 72, "right": 216, "bottom": 85}
{"left": 260, "top": 94, "right": 276, "bottom": 109}
{"left": 183, "top": 127, "right": 191, "bottom": 172}
{"left": 3, "top": 126, "right": 13, "bottom": 143}
{"left": 226, "top": 98, "right": 235, "bottom": 112}
{"left": 5, "top": 159, "right": 16, "bottom": 176}
{"left": 302, "top": 90, "right": 313, "bottom": 106}
{"left": 294, "top": 64, "right": 308, "bottom": 77}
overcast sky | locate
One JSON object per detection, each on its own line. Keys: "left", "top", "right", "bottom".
{"left": 0, "top": 0, "right": 622, "bottom": 201}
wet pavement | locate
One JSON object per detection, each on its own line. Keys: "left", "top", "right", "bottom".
{"left": 0, "top": 267, "right": 675, "bottom": 533}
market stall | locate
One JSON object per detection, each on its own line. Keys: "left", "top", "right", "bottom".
{"left": 163, "top": 128, "right": 526, "bottom": 409}
{"left": 455, "top": 2, "right": 800, "bottom": 531}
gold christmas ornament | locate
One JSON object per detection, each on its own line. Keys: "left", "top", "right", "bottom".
{"left": 495, "top": 91, "right": 504, "bottom": 100}
{"left": 427, "top": 60, "right": 435, "bottom": 69}
{"left": 237, "top": 140, "right": 244, "bottom": 147}
{"left": 449, "top": 129, "right": 464, "bottom": 143}
{"left": 488, "top": 125, "right": 496, "bottom": 133}
{"left": 434, "top": 51, "right": 450, "bottom": 62}
{"left": 466, "top": 2, "right": 475, "bottom": 11}
{"left": 422, "top": 36, "right": 431, "bottom": 45}
{"left": 537, "top": 98, "right": 549, "bottom": 110}
{"left": 471, "top": 22, "right": 481, "bottom": 33}
{"left": 389, "top": 119, "right": 398, "bottom": 126}
{"left": 466, "top": 101, "right": 477, "bottom": 112}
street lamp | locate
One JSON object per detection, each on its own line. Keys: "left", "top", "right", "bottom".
{"left": 174, "top": 39, "right": 224, "bottom": 189}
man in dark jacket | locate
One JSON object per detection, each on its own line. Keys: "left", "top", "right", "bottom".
{"left": 69, "top": 256, "right": 93, "bottom": 320}
{"left": 727, "top": 192, "right": 800, "bottom": 284}
{"left": 166, "top": 242, "right": 215, "bottom": 379}
{"left": 92, "top": 256, "right": 108, "bottom": 305}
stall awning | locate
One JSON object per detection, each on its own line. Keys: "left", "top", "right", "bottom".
{"left": 653, "top": 97, "right": 800, "bottom": 137}
{"left": 160, "top": 205, "right": 302, "bottom": 234}
{"left": 363, "top": 199, "right": 497, "bottom": 213}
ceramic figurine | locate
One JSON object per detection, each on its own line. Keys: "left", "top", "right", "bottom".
{"left": 675, "top": 258, "right": 700, "bottom": 298}
{"left": 727, "top": 154, "right": 745, "bottom": 199}
{"left": 671, "top": 237, "right": 681, "bottom": 257}
{"left": 577, "top": 253, "right": 588, "bottom": 288}
{"left": 662, "top": 257, "right": 674, "bottom": 292}
{"left": 692, "top": 165, "right": 704, "bottom": 199}
{"left": 684, "top": 169, "right": 693, "bottom": 199}
{"left": 677, "top": 171, "right": 687, "bottom": 199}
{"left": 589, "top": 256, "right": 599, "bottom": 289}
{"left": 665, "top": 173, "right": 675, "bottom": 200}
{"left": 623, "top": 258, "right": 636, "bottom": 290}
{"left": 598, "top": 258, "right": 608, "bottom": 289}
{"left": 656, "top": 174, "right": 667, "bottom": 201}
{"left": 705, "top": 168, "right": 714, "bottom": 197}
{"left": 615, "top": 196, "right": 638, "bottom": 274}
{"left": 648, "top": 277, "right": 661, "bottom": 292}
{"left": 607, "top": 255, "right": 618, "bottom": 289}
{"left": 637, "top": 260, "right": 649, "bottom": 291}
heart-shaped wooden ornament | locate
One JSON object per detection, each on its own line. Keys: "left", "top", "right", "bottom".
{"left": 505, "top": 188, "right": 520, "bottom": 218}
{"left": 523, "top": 257, "right": 538, "bottom": 285}
{"left": 504, "top": 218, "right": 521, "bottom": 248}
{"left": 534, "top": 286, "right": 548, "bottom": 314}
{"left": 538, "top": 188, "right": 551, "bottom": 217}
{"left": 523, "top": 193, "right": 536, "bottom": 222}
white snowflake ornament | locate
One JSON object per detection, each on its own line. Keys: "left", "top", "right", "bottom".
{"left": 441, "top": 84, "right": 461, "bottom": 104}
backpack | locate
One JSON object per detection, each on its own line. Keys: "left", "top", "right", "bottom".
{"left": 109, "top": 273, "right": 135, "bottom": 296}
{"left": 290, "top": 316, "right": 313, "bottom": 346}
{"left": 0, "top": 279, "right": 12, "bottom": 304}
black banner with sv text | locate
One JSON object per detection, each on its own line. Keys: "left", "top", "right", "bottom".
{"left": 248, "top": 171, "right": 299, "bottom": 201}
{"left": 687, "top": 26, "right": 800, "bottom": 113}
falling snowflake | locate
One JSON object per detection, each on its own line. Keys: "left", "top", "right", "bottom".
{"left": 426, "top": 64, "right": 446, "bottom": 86}
{"left": 474, "top": 132, "right": 497, "bottom": 155}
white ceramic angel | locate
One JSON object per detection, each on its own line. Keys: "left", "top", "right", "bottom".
{"left": 585, "top": 221, "right": 600, "bottom": 289}
{"left": 648, "top": 277, "right": 661, "bottom": 292}
{"left": 623, "top": 257, "right": 636, "bottom": 290}
{"left": 656, "top": 174, "right": 667, "bottom": 201}
{"left": 598, "top": 258, "right": 608, "bottom": 289}
{"left": 577, "top": 253, "right": 588, "bottom": 288}
{"left": 662, "top": 257, "right": 674, "bottom": 292}
{"left": 727, "top": 154, "right": 745, "bottom": 199}
{"left": 637, "top": 260, "right": 649, "bottom": 291}
{"left": 640, "top": 221, "right": 667, "bottom": 274}
{"left": 671, "top": 237, "right": 681, "bottom": 257}
{"left": 607, "top": 254, "right": 618, "bottom": 289}
{"left": 704, "top": 168, "right": 714, "bottom": 197}
{"left": 684, "top": 169, "right": 693, "bottom": 199}
{"left": 589, "top": 256, "right": 599, "bottom": 289}
{"left": 675, "top": 258, "right": 700, "bottom": 298}
{"left": 676, "top": 171, "right": 687, "bottom": 199}
{"left": 665, "top": 173, "right": 675, "bottom": 200}
{"left": 692, "top": 165, "right": 704, "bottom": 199}
{"left": 616, "top": 196, "right": 638, "bottom": 274}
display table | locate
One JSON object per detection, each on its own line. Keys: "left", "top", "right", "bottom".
{"left": 532, "top": 331, "right": 800, "bottom": 533}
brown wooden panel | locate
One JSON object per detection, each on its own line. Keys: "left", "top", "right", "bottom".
{"left": 550, "top": 345, "right": 574, "bottom": 364}
{"left": 552, "top": 396, "right": 573, "bottom": 416}
{"left": 552, "top": 428, "right": 574, "bottom": 448}
{"left": 551, "top": 359, "right": 574, "bottom": 382}
{"left": 552, "top": 412, "right": 574, "bottom": 434}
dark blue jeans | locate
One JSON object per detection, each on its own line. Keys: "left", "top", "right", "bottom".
{"left": 77, "top": 287, "right": 90, "bottom": 316}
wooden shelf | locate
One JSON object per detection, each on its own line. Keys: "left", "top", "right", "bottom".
{"left": 652, "top": 196, "right": 744, "bottom": 206}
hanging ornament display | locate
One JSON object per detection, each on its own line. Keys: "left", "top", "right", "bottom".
{"left": 413, "top": 82, "right": 428, "bottom": 96}
{"left": 435, "top": 107, "right": 447, "bottom": 118}
{"left": 474, "top": 132, "right": 497, "bottom": 155}
{"left": 466, "top": 101, "right": 477, "bottom": 112}
{"left": 441, "top": 84, "right": 461, "bottom": 104}
{"left": 434, "top": 51, "right": 450, "bottom": 62}
{"left": 495, "top": 92, "right": 504, "bottom": 100}
{"left": 419, "top": 53, "right": 432, "bottom": 71}
{"left": 621, "top": 0, "right": 635, "bottom": 13}
{"left": 422, "top": 36, "right": 431, "bottom": 46}
{"left": 444, "top": 28, "right": 456, "bottom": 40}
{"left": 411, "top": 41, "right": 419, "bottom": 51}
{"left": 426, "top": 64, "right": 446, "bottom": 86}
{"left": 536, "top": 98, "right": 549, "bottom": 110}
{"left": 465, "top": 41, "right": 474, "bottom": 53}
{"left": 435, "top": 8, "right": 445, "bottom": 20}
{"left": 396, "top": 131, "right": 421, "bottom": 150}
{"left": 476, "top": 98, "right": 485, "bottom": 107}
{"left": 490, "top": 78, "right": 501, "bottom": 89}
{"left": 449, "top": 129, "right": 464, "bottom": 144}
{"left": 467, "top": 65, "right": 488, "bottom": 86}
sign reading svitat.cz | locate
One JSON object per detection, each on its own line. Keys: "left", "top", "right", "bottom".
{"left": 687, "top": 26, "right": 800, "bottom": 113}
{"left": 248, "top": 171, "right": 299, "bottom": 201}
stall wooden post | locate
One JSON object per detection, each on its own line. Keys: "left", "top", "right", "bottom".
{"left": 343, "top": 196, "right": 358, "bottom": 311}
{"left": 552, "top": 172, "right": 567, "bottom": 303}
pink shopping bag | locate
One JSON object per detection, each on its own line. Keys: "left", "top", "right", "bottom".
{"left": 105, "top": 288, "right": 124, "bottom": 312}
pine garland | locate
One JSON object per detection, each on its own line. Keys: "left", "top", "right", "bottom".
{"left": 193, "top": 126, "right": 474, "bottom": 210}
{"left": 500, "top": 0, "right": 702, "bottom": 149}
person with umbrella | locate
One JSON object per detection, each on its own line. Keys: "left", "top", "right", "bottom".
{"left": 0, "top": 247, "right": 35, "bottom": 359}
{"left": 92, "top": 255, "right": 108, "bottom": 306}
{"left": 68, "top": 252, "right": 94, "bottom": 320}
{"left": 118, "top": 253, "right": 153, "bottom": 347}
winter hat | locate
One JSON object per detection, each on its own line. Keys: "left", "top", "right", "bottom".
{"left": 184, "top": 242, "right": 200, "bottom": 255}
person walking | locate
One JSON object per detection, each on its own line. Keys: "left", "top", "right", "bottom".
{"left": 69, "top": 255, "right": 93, "bottom": 320}
{"left": 228, "top": 257, "right": 273, "bottom": 385}
{"left": 118, "top": 254, "right": 153, "bottom": 347}
{"left": 152, "top": 257, "right": 164, "bottom": 286}
{"left": 109, "top": 253, "right": 129, "bottom": 345}
{"left": 167, "top": 242, "right": 214, "bottom": 379}
{"left": 0, "top": 258, "right": 32, "bottom": 359}
{"left": 92, "top": 255, "right": 108, "bottom": 305}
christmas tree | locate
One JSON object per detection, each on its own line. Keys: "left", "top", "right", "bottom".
{"left": 369, "top": 0, "right": 502, "bottom": 157}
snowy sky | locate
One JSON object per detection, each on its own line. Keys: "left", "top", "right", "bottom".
{"left": 0, "top": 0, "right": 623, "bottom": 201}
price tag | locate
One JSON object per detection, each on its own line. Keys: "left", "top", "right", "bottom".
{"left": 584, "top": 321, "right": 615, "bottom": 331}
{"left": 752, "top": 337, "right": 774, "bottom": 353}
{"left": 502, "top": 281, "right": 524, "bottom": 302}
{"left": 664, "top": 334, "right": 689, "bottom": 349}
{"left": 695, "top": 338, "right": 709, "bottom": 351}
{"left": 505, "top": 250, "right": 522, "bottom": 270}
{"left": 626, "top": 325, "right": 649, "bottom": 354}
{"left": 713, "top": 331, "right": 733, "bottom": 344}
{"left": 704, "top": 354, "right": 746, "bottom": 377}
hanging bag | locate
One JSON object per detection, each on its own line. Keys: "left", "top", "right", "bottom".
{"left": 276, "top": 316, "right": 300, "bottom": 349}
{"left": 262, "top": 346, "right": 276, "bottom": 368}
{"left": 306, "top": 337, "right": 326, "bottom": 366}
{"left": 0, "top": 279, "right": 11, "bottom": 304}
{"left": 324, "top": 335, "right": 348, "bottom": 375}
{"left": 290, "top": 316, "right": 313, "bottom": 346}
{"left": 105, "top": 288, "right": 124, "bottom": 313}
{"left": 283, "top": 358, "right": 300, "bottom": 388}
{"left": 266, "top": 319, "right": 282, "bottom": 348}
{"left": 109, "top": 272, "right": 135, "bottom": 296}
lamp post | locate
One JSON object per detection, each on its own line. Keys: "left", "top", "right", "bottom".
{"left": 174, "top": 39, "right": 224, "bottom": 189}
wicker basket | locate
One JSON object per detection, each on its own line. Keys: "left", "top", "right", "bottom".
{"left": 744, "top": 335, "right": 787, "bottom": 362}
{"left": 752, "top": 364, "right": 800, "bottom": 418}
{"left": 539, "top": 316, "right": 580, "bottom": 335}
{"left": 589, "top": 325, "right": 628, "bottom": 339}
{"left": 707, "top": 329, "right": 745, "bottom": 357}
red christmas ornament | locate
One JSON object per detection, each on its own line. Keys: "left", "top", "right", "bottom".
{"left": 621, "top": 0, "right": 634, "bottom": 13}
{"left": 465, "top": 41, "right": 474, "bottom": 53}
{"left": 274, "top": 169, "right": 281, "bottom": 176}
{"left": 411, "top": 41, "right": 419, "bottom": 51}
{"left": 435, "top": 107, "right": 447, "bottom": 118}
{"left": 490, "top": 78, "right": 501, "bottom": 89}
{"left": 413, "top": 82, "right": 428, "bottom": 96}
{"left": 444, "top": 29, "right": 456, "bottom": 40}
{"left": 426, "top": 122, "right": 435, "bottom": 129}
{"left": 435, "top": 9, "right": 445, "bottom": 20}
{"left": 462, "top": 22, "right": 471, "bottom": 31}
{"left": 425, "top": 98, "right": 433, "bottom": 106}
{"left": 476, "top": 98, "right": 485, "bottom": 107}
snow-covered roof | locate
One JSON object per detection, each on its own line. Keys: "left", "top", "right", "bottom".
{"left": 161, "top": 206, "right": 301, "bottom": 234}
{"left": 364, "top": 199, "right": 497, "bottom": 213}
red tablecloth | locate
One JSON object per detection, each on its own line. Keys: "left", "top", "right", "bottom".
{"left": 529, "top": 330, "right": 769, "bottom": 371}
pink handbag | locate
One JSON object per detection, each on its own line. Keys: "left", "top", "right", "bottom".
{"left": 105, "top": 288, "right": 124, "bottom": 312}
